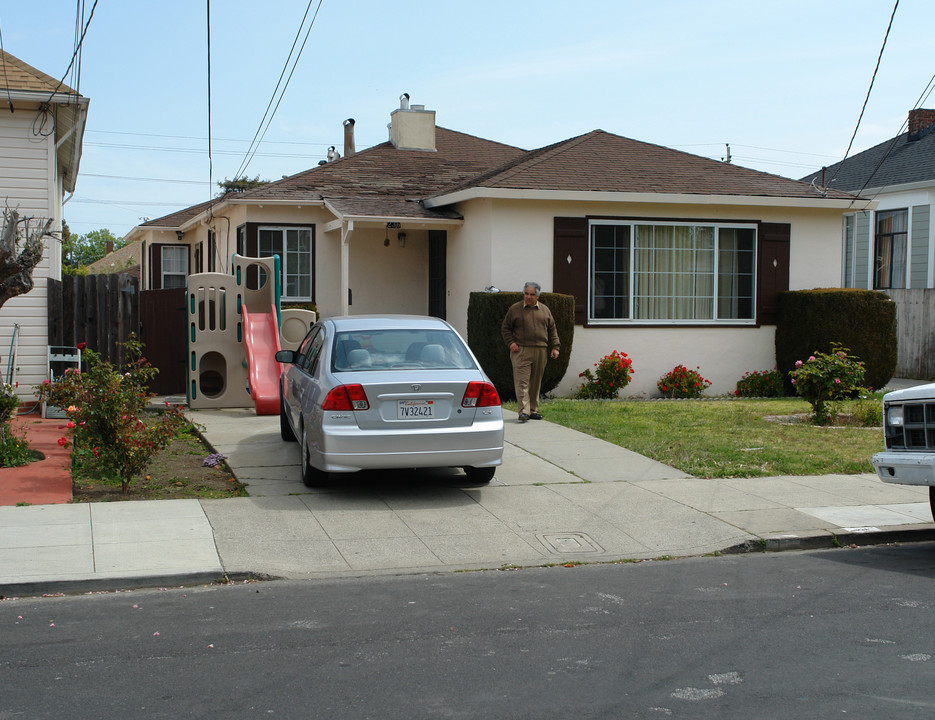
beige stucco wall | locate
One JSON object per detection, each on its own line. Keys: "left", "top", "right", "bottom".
{"left": 445, "top": 197, "right": 847, "bottom": 397}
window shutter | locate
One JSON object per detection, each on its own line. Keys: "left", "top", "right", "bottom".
{"left": 757, "top": 222, "right": 790, "bottom": 325}
{"left": 150, "top": 243, "right": 164, "bottom": 290}
{"left": 553, "top": 217, "right": 588, "bottom": 324}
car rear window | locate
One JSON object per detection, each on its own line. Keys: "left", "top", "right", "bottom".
{"left": 331, "top": 329, "right": 476, "bottom": 371}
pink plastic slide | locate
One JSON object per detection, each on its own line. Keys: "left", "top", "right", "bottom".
{"left": 241, "top": 304, "right": 283, "bottom": 416}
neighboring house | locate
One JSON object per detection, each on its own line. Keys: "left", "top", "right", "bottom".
{"left": 801, "top": 108, "right": 935, "bottom": 378}
{"left": 801, "top": 108, "right": 935, "bottom": 291}
{"left": 0, "top": 50, "right": 88, "bottom": 398}
{"left": 84, "top": 239, "right": 142, "bottom": 278}
{"left": 111, "top": 98, "right": 857, "bottom": 396}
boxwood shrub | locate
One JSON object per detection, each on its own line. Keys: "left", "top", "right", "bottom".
{"left": 775, "top": 289, "right": 897, "bottom": 392}
{"left": 467, "top": 291, "right": 574, "bottom": 400}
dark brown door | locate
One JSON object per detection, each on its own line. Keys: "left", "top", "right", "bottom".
{"left": 140, "top": 288, "right": 188, "bottom": 395}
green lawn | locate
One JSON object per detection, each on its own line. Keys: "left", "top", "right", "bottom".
{"left": 519, "top": 397, "right": 883, "bottom": 478}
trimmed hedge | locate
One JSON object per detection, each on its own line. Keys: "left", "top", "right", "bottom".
{"left": 467, "top": 291, "right": 574, "bottom": 400}
{"left": 775, "top": 289, "right": 897, "bottom": 391}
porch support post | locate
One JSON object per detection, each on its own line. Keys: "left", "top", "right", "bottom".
{"left": 340, "top": 220, "right": 354, "bottom": 316}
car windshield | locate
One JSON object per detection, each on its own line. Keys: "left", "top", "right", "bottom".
{"left": 331, "top": 329, "right": 477, "bottom": 371}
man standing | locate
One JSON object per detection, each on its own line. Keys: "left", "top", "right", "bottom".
{"left": 501, "top": 282, "right": 560, "bottom": 423}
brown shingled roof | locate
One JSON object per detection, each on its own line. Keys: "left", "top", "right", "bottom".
{"left": 140, "top": 199, "right": 219, "bottom": 229}
{"left": 238, "top": 127, "right": 526, "bottom": 217}
{"left": 434, "top": 129, "right": 856, "bottom": 200}
{"left": 0, "top": 49, "right": 75, "bottom": 94}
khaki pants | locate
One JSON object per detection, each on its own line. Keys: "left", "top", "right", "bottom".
{"left": 511, "top": 345, "right": 547, "bottom": 416}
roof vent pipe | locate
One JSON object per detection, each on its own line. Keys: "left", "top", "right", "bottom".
{"left": 400, "top": 93, "right": 410, "bottom": 110}
{"left": 343, "top": 118, "right": 356, "bottom": 156}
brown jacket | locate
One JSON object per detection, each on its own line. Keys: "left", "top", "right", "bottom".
{"left": 501, "top": 301, "right": 560, "bottom": 350}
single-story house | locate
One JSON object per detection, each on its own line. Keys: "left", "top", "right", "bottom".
{"left": 0, "top": 50, "right": 88, "bottom": 399}
{"left": 112, "top": 97, "right": 859, "bottom": 396}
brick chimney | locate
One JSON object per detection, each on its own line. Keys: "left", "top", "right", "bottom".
{"left": 908, "top": 108, "right": 935, "bottom": 141}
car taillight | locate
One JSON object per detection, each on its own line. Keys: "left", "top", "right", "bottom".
{"left": 322, "top": 384, "right": 370, "bottom": 411}
{"left": 462, "top": 381, "right": 500, "bottom": 408}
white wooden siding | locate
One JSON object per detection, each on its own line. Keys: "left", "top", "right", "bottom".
{"left": 0, "top": 112, "right": 59, "bottom": 400}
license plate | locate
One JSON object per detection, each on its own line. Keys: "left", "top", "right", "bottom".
{"left": 398, "top": 399, "right": 435, "bottom": 419}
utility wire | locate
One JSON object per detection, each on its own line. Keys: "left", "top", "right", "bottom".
{"left": 0, "top": 17, "right": 14, "bottom": 112}
{"left": 829, "top": 0, "right": 899, "bottom": 186}
{"left": 44, "top": 0, "right": 97, "bottom": 102}
{"left": 206, "top": 0, "right": 213, "bottom": 197}
{"left": 234, "top": 0, "right": 325, "bottom": 180}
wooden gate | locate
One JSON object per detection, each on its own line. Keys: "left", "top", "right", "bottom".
{"left": 140, "top": 288, "right": 188, "bottom": 396}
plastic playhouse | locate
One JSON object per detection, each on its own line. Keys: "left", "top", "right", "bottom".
{"left": 186, "top": 254, "right": 316, "bottom": 415}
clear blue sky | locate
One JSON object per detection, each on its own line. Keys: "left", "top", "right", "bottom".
{"left": 2, "top": 1, "right": 931, "bottom": 237}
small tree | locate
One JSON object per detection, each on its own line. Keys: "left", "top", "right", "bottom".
{"left": 37, "top": 336, "right": 184, "bottom": 494}
{"left": 0, "top": 207, "right": 53, "bottom": 310}
{"left": 217, "top": 175, "right": 270, "bottom": 195}
{"left": 61, "top": 227, "right": 125, "bottom": 272}
{"left": 789, "top": 344, "right": 866, "bottom": 425}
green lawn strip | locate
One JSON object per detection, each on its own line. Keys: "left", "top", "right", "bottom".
{"left": 528, "top": 398, "right": 881, "bottom": 478}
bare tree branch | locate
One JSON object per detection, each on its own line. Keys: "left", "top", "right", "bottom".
{"left": 0, "top": 207, "right": 54, "bottom": 310}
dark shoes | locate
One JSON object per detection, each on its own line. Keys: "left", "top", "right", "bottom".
{"left": 518, "top": 413, "right": 529, "bottom": 423}
{"left": 529, "top": 412, "right": 543, "bottom": 420}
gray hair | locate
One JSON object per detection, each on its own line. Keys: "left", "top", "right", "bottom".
{"left": 523, "top": 282, "right": 541, "bottom": 295}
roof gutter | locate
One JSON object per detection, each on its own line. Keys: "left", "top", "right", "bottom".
{"left": 424, "top": 186, "right": 867, "bottom": 211}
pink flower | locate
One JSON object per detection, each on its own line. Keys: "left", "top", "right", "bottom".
{"left": 66, "top": 421, "right": 75, "bottom": 429}
{"left": 795, "top": 360, "right": 803, "bottom": 368}
{"left": 834, "top": 378, "right": 841, "bottom": 384}
{"left": 57, "top": 437, "right": 67, "bottom": 447}
{"left": 808, "top": 356, "right": 816, "bottom": 362}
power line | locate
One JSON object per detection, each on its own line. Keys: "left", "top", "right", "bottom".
{"left": 234, "top": 0, "right": 325, "bottom": 179}
{"left": 206, "top": 0, "right": 213, "bottom": 196}
{"left": 44, "top": 0, "right": 98, "bottom": 102}
{"left": 829, "top": 0, "right": 899, "bottom": 185}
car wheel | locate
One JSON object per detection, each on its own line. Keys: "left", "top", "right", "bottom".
{"left": 300, "top": 424, "right": 328, "bottom": 487}
{"left": 280, "top": 395, "right": 296, "bottom": 442}
{"left": 929, "top": 487, "right": 935, "bottom": 524}
{"left": 463, "top": 466, "right": 495, "bottom": 484}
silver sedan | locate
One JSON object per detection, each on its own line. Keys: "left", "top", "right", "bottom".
{"left": 276, "top": 315, "right": 504, "bottom": 486}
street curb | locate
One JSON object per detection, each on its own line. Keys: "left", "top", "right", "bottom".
{"left": 720, "top": 525, "right": 935, "bottom": 555}
{"left": 0, "top": 571, "right": 226, "bottom": 600}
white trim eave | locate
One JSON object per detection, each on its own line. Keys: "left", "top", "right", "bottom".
{"left": 4, "top": 89, "right": 88, "bottom": 106}
{"left": 424, "top": 186, "right": 864, "bottom": 210}
{"left": 321, "top": 198, "right": 461, "bottom": 230}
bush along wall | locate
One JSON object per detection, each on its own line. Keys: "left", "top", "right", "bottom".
{"left": 775, "top": 288, "right": 897, "bottom": 392}
{"left": 467, "top": 291, "right": 574, "bottom": 401}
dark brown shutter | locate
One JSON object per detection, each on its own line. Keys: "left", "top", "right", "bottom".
{"left": 150, "top": 243, "right": 164, "bottom": 290}
{"left": 553, "top": 217, "right": 588, "bottom": 324}
{"left": 757, "top": 222, "right": 790, "bottom": 325}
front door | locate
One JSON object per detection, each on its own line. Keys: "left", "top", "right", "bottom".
{"left": 428, "top": 230, "right": 446, "bottom": 320}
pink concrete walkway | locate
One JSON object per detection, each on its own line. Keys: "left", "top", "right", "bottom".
{"left": 1, "top": 412, "right": 72, "bottom": 506}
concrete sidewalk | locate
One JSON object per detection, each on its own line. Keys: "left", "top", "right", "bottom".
{"left": 3, "top": 395, "right": 934, "bottom": 595}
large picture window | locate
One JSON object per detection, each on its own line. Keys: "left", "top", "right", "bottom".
{"left": 258, "top": 226, "right": 313, "bottom": 301}
{"left": 589, "top": 220, "right": 755, "bottom": 323}
{"left": 874, "top": 209, "right": 908, "bottom": 289}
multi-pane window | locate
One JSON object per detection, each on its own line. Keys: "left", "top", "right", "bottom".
{"left": 874, "top": 209, "right": 908, "bottom": 289}
{"left": 258, "top": 226, "right": 313, "bottom": 301}
{"left": 161, "top": 245, "right": 189, "bottom": 289}
{"left": 589, "top": 221, "right": 755, "bottom": 323}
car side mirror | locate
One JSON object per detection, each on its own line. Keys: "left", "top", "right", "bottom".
{"left": 275, "top": 350, "right": 296, "bottom": 364}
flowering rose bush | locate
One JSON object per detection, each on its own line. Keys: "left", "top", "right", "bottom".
{"left": 789, "top": 344, "right": 866, "bottom": 424}
{"left": 657, "top": 365, "right": 711, "bottom": 399}
{"left": 36, "top": 336, "right": 185, "bottom": 494}
{"left": 0, "top": 382, "right": 32, "bottom": 467}
{"left": 734, "top": 368, "right": 785, "bottom": 398}
{"left": 574, "top": 350, "right": 634, "bottom": 399}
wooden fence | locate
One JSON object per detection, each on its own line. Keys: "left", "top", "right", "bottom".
{"left": 886, "top": 289, "right": 935, "bottom": 381}
{"left": 47, "top": 273, "right": 139, "bottom": 369}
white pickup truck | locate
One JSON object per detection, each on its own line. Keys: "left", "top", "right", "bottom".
{"left": 872, "top": 382, "right": 935, "bottom": 521}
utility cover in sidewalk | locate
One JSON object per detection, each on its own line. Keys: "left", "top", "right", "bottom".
{"left": 537, "top": 532, "right": 603, "bottom": 554}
